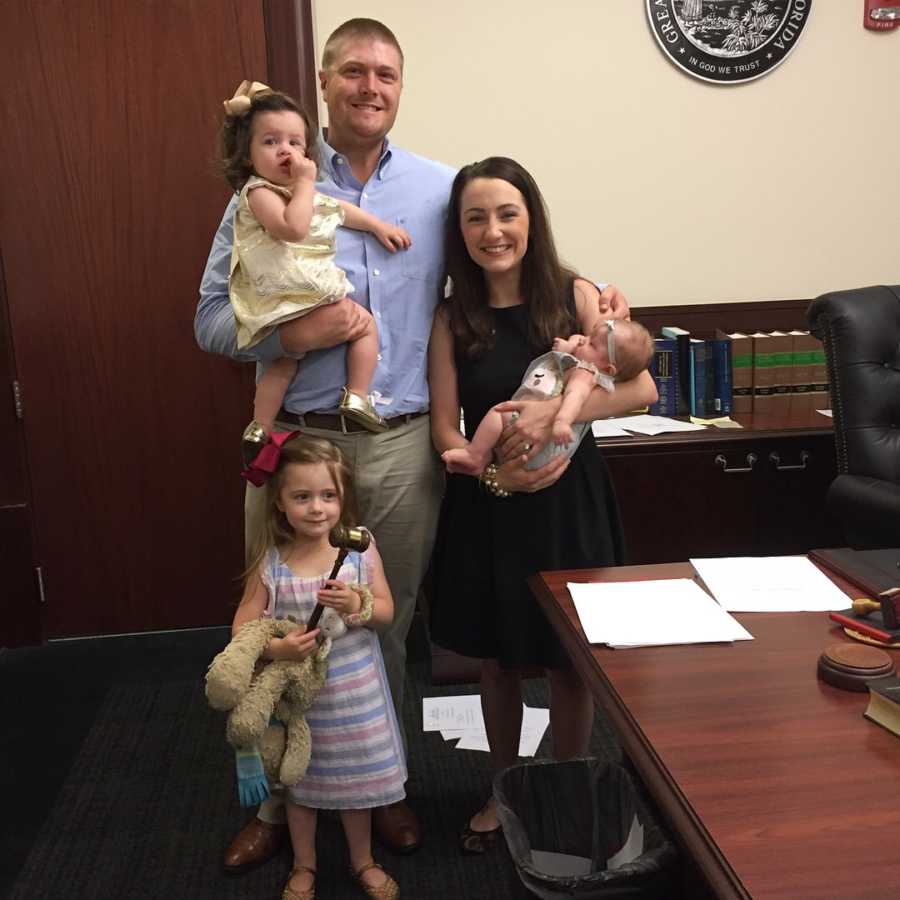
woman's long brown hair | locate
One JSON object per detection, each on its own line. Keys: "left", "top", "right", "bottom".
{"left": 442, "top": 156, "right": 577, "bottom": 358}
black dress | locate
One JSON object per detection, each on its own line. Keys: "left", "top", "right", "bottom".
{"left": 429, "top": 291, "right": 625, "bottom": 670}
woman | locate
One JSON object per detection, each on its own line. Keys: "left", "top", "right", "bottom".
{"left": 427, "top": 157, "right": 657, "bottom": 853}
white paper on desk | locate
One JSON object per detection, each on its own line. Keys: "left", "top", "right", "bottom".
{"left": 591, "top": 420, "right": 632, "bottom": 438}
{"left": 610, "top": 414, "right": 707, "bottom": 436}
{"left": 816, "top": 408, "right": 833, "bottom": 417}
{"left": 690, "top": 556, "right": 850, "bottom": 612}
{"left": 422, "top": 695, "right": 485, "bottom": 732}
{"left": 568, "top": 579, "right": 752, "bottom": 648}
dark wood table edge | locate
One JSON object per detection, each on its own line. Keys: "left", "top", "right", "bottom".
{"left": 529, "top": 568, "right": 752, "bottom": 900}
{"left": 593, "top": 413, "right": 833, "bottom": 451}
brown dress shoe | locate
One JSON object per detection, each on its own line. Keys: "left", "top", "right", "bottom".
{"left": 373, "top": 800, "right": 422, "bottom": 854}
{"left": 223, "top": 817, "right": 289, "bottom": 875}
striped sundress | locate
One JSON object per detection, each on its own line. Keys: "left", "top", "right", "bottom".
{"left": 261, "top": 543, "right": 406, "bottom": 810}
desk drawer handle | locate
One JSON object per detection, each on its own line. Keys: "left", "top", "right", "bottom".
{"left": 769, "top": 450, "right": 810, "bottom": 471}
{"left": 715, "top": 452, "right": 757, "bottom": 474}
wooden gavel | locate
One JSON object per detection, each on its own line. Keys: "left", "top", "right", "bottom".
{"left": 851, "top": 589, "right": 900, "bottom": 628}
{"left": 852, "top": 598, "right": 882, "bottom": 617}
{"left": 305, "top": 524, "right": 371, "bottom": 632}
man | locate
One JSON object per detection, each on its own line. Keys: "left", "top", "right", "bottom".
{"left": 197, "top": 18, "right": 453, "bottom": 871}
{"left": 196, "top": 16, "right": 629, "bottom": 874}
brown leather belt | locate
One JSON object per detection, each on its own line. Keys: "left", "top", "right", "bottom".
{"left": 277, "top": 408, "right": 427, "bottom": 434}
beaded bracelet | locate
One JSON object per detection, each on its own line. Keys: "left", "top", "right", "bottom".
{"left": 341, "top": 583, "right": 374, "bottom": 627}
{"left": 480, "top": 462, "right": 511, "bottom": 498}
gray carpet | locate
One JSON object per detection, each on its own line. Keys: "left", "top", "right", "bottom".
{"left": 5, "top": 639, "right": 624, "bottom": 899}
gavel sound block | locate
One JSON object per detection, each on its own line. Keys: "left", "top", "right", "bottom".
{"left": 817, "top": 643, "right": 895, "bottom": 692}
{"left": 305, "top": 525, "right": 371, "bottom": 632}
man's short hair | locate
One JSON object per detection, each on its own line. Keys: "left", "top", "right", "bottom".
{"left": 321, "top": 18, "right": 404, "bottom": 72}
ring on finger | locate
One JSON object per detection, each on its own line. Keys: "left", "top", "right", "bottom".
{"left": 523, "top": 442, "right": 532, "bottom": 451}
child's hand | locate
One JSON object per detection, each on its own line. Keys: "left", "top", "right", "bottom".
{"left": 372, "top": 222, "right": 412, "bottom": 253}
{"left": 552, "top": 335, "right": 583, "bottom": 354}
{"left": 316, "top": 579, "right": 362, "bottom": 616}
{"left": 552, "top": 421, "right": 574, "bottom": 447}
{"left": 271, "top": 625, "right": 320, "bottom": 661}
{"left": 289, "top": 155, "right": 317, "bottom": 185}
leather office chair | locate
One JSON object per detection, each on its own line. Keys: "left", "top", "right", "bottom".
{"left": 807, "top": 284, "right": 900, "bottom": 550}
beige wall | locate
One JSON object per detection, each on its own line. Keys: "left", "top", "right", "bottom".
{"left": 313, "top": 2, "right": 900, "bottom": 307}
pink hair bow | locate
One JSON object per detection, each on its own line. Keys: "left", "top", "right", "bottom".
{"left": 223, "top": 80, "right": 271, "bottom": 117}
{"left": 241, "top": 430, "right": 301, "bottom": 487}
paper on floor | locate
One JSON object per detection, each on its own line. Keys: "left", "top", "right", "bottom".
{"left": 422, "top": 694, "right": 485, "bottom": 732}
{"left": 424, "top": 698, "right": 550, "bottom": 756}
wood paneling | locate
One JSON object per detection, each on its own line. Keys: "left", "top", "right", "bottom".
{"left": 0, "top": 246, "right": 40, "bottom": 647}
{"left": 631, "top": 297, "right": 812, "bottom": 336}
{"left": 264, "top": 0, "right": 318, "bottom": 120}
{"left": 0, "top": 2, "right": 270, "bottom": 636}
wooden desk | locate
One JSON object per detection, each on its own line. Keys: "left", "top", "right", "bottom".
{"left": 601, "top": 411, "right": 843, "bottom": 564}
{"left": 530, "top": 563, "right": 900, "bottom": 900}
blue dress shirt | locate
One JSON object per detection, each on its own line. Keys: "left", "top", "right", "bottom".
{"left": 195, "top": 135, "right": 456, "bottom": 417}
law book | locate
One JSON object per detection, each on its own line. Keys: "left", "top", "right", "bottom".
{"left": 708, "top": 336, "right": 732, "bottom": 416}
{"left": 717, "top": 330, "right": 752, "bottom": 414}
{"left": 828, "top": 610, "right": 900, "bottom": 645}
{"left": 661, "top": 326, "right": 691, "bottom": 416}
{"left": 807, "top": 334, "right": 830, "bottom": 412}
{"left": 750, "top": 332, "right": 777, "bottom": 415}
{"left": 767, "top": 331, "right": 794, "bottom": 417}
{"left": 864, "top": 676, "right": 900, "bottom": 738}
{"left": 788, "top": 330, "right": 818, "bottom": 416}
{"left": 689, "top": 338, "right": 707, "bottom": 417}
{"left": 649, "top": 338, "right": 678, "bottom": 416}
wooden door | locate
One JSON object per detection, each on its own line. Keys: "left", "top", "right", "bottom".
{"left": 0, "top": 254, "right": 41, "bottom": 647}
{"left": 0, "top": 1, "right": 312, "bottom": 638}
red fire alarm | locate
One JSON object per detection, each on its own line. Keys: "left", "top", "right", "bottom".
{"left": 865, "top": 0, "right": 900, "bottom": 30}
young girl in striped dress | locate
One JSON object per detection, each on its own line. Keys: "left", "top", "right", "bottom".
{"left": 232, "top": 435, "right": 403, "bottom": 900}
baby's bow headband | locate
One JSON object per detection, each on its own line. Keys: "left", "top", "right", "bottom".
{"left": 223, "top": 80, "right": 272, "bottom": 117}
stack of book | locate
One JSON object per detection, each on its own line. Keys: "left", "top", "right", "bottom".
{"left": 650, "top": 326, "right": 731, "bottom": 418}
{"left": 648, "top": 325, "right": 829, "bottom": 418}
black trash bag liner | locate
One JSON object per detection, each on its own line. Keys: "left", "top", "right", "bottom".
{"left": 494, "top": 757, "right": 678, "bottom": 899}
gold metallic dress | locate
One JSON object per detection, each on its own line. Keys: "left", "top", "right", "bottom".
{"left": 229, "top": 176, "right": 354, "bottom": 350}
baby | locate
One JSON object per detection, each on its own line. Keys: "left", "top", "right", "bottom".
{"left": 443, "top": 318, "right": 653, "bottom": 475}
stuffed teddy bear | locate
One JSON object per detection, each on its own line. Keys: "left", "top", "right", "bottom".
{"left": 205, "top": 615, "right": 337, "bottom": 797}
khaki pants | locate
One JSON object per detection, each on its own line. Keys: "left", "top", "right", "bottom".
{"left": 245, "top": 413, "right": 444, "bottom": 749}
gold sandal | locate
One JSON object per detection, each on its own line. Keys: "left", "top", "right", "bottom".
{"left": 350, "top": 861, "right": 399, "bottom": 900}
{"left": 241, "top": 420, "right": 270, "bottom": 466}
{"left": 282, "top": 864, "right": 316, "bottom": 900}
{"left": 339, "top": 388, "right": 389, "bottom": 433}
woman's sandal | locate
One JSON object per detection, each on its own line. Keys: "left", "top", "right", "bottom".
{"left": 459, "top": 820, "right": 503, "bottom": 855}
{"left": 282, "top": 864, "right": 316, "bottom": 900}
{"left": 350, "top": 861, "right": 399, "bottom": 900}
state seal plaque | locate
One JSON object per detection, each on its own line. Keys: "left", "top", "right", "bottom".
{"left": 646, "top": 1, "right": 812, "bottom": 84}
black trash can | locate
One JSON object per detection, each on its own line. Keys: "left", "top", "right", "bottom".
{"left": 494, "top": 757, "right": 677, "bottom": 899}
